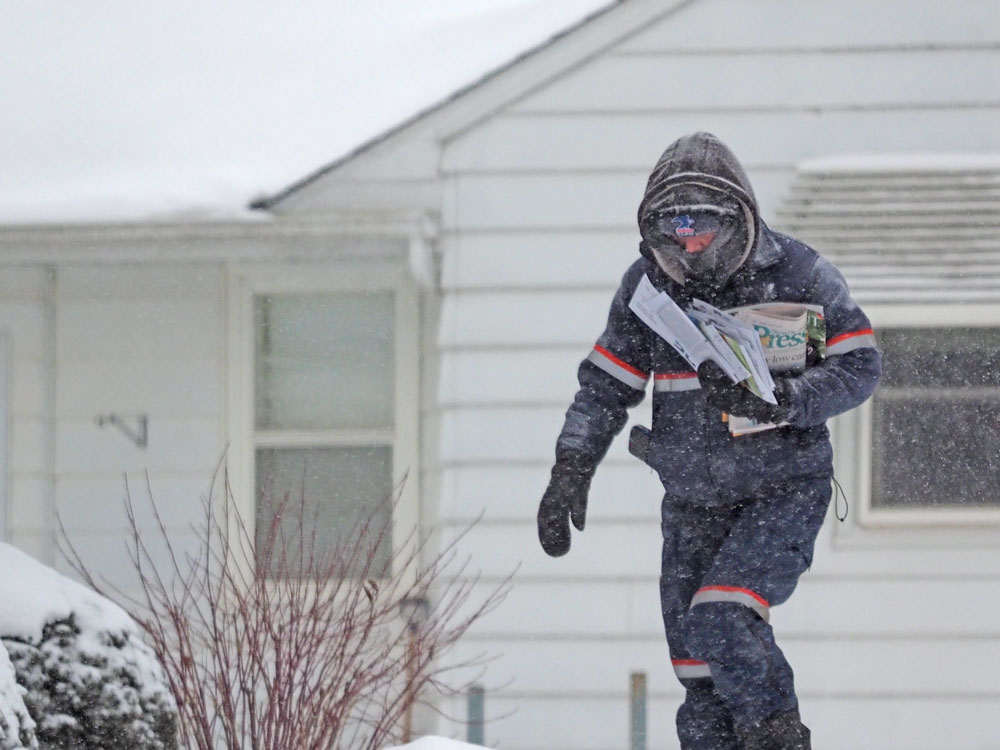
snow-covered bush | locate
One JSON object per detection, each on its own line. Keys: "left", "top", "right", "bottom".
{"left": 0, "top": 544, "right": 176, "bottom": 750}
{"left": 0, "top": 644, "right": 36, "bottom": 750}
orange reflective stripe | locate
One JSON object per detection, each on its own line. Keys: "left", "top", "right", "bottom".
{"left": 826, "top": 328, "right": 877, "bottom": 355}
{"left": 654, "top": 371, "right": 700, "bottom": 392}
{"left": 690, "top": 585, "right": 770, "bottom": 623}
{"left": 587, "top": 345, "right": 649, "bottom": 390}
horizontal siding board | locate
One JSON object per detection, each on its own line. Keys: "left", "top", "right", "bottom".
{"left": 458, "top": 577, "right": 1000, "bottom": 639}
{"left": 440, "top": 231, "right": 641, "bottom": 289}
{"left": 437, "top": 462, "right": 660, "bottom": 523}
{"left": 55, "top": 417, "right": 222, "bottom": 475}
{"left": 446, "top": 172, "right": 800, "bottom": 230}
{"left": 56, "top": 298, "right": 221, "bottom": 362}
{"left": 444, "top": 109, "right": 1000, "bottom": 173}
{"left": 437, "top": 518, "right": 663, "bottom": 581}
{"left": 447, "top": 172, "right": 642, "bottom": 231}
{"left": 440, "top": 406, "right": 647, "bottom": 465}
{"left": 439, "top": 289, "right": 614, "bottom": 347}
{"left": 438, "top": 347, "right": 586, "bottom": 406}
{"left": 435, "top": 518, "right": 1000, "bottom": 581}
{"left": 57, "top": 358, "right": 222, "bottom": 419}
{"left": 440, "top": 406, "right": 573, "bottom": 464}
{"left": 55, "top": 475, "right": 213, "bottom": 533}
{"left": 54, "top": 528, "right": 203, "bottom": 597}
{"left": 618, "top": 0, "right": 1000, "bottom": 52}
{"left": 511, "top": 49, "right": 1000, "bottom": 113}
{"left": 444, "top": 636, "right": 1000, "bottom": 698}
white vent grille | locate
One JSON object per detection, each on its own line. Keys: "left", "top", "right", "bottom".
{"left": 773, "top": 156, "right": 1000, "bottom": 303}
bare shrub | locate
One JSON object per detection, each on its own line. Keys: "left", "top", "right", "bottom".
{"left": 64, "top": 466, "right": 509, "bottom": 750}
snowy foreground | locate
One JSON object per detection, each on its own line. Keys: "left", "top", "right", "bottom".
{"left": 0, "top": 542, "right": 482, "bottom": 750}
{"left": 0, "top": 543, "right": 174, "bottom": 749}
{"left": 385, "top": 738, "right": 485, "bottom": 750}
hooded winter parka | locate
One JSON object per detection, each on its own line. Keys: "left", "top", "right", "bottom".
{"left": 555, "top": 133, "right": 881, "bottom": 505}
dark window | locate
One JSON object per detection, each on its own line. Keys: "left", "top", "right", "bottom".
{"left": 871, "top": 327, "right": 1000, "bottom": 510}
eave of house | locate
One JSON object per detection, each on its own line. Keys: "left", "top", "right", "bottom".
{"left": 0, "top": 210, "right": 434, "bottom": 266}
{"left": 250, "top": 0, "right": 697, "bottom": 216}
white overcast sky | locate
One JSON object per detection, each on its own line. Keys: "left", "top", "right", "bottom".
{"left": 1, "top": 0, "right": 611, "bottom": 223}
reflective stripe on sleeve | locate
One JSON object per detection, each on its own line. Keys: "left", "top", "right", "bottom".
{"left": 587, "top": 345, "right": 650, "bottom": 390}
{"left": 653, "top": 372, "right": 701, "bottom": 392}
{"left": 672, "top": 658, "right": 712, "bottom": 680}
{"left": 690, "top": 585, "right": 770, "bottom": 623}
{"left": 826, "top": 328, "right": 877, "bottom": 356}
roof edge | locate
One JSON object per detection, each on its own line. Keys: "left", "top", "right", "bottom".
{"left": 250, "top": 0, "right": 695, "bottom": 212}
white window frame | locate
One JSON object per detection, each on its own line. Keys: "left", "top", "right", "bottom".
{"left": 837, "top": 303, "right": 1000, "bottom": 529}
{"left": 0, "top": 330, "right": 8, "bottom": 541}
{"left": 227, "top": 260, "right": 420, "bottom": 580}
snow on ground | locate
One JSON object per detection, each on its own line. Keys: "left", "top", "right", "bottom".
{"left": 2, "top": 0, "right": 612, "bottom": 224}
{"left": 384, "top": 737, "right": 485, "bottom": 750}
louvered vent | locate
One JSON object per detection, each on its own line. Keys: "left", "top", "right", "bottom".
{"left": 773, "top": 156, "right": 1000, "bottom": 303}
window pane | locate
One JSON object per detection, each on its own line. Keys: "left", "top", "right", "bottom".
{"left": 255, "top": 446, "right": 393, "bottom": 579}
{"left": 255, "top": 293, "right": 395, "bottom": 430}
{"left": 871, "top": 326, "right": 1000, "bottom": 510}
{"left": 878, "top": 328, "right": 1000, "bottom": 388}
{"left": 872, "top": 396, "right": 1000, "bottom": 508}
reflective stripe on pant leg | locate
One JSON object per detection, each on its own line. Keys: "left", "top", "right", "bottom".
{"left": 690, "top": 585, "right": 770, "bottom": 623}
{"left": 672, "top": 658, "right": 712, "bottom": 680}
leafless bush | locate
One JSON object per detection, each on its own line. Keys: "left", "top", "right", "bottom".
{"left": 64, "top": 466, "right": 509, "bottom": 750}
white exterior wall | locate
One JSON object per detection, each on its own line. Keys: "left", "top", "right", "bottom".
{"left": 0, "top": 228, "right": 426, "bottom": 595}
{"left": 0, "top": 259, "right": 229, "bottom": 590}
{"left": 50, "top": 263, "right": 227, "bottom": 590}
{"left": 0, "top": 266, "right": 54, "bottom": 562}
{"left": 429, "top": 1, "right": 1000, "bottom": 748}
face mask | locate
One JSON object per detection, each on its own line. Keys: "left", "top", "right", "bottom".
{"left": 641, "top": 207, "right": 747, "bottom": 287}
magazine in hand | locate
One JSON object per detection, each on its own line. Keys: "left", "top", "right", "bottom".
{"left": 628, "top": 274, "right": 825, "bottom": 436}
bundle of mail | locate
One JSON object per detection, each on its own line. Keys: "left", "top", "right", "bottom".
{"left": 628, "top": 274, "right": 825, "bottom": 435}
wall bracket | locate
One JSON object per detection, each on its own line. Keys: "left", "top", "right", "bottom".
{"left": 95, "top": 413, "right": 148, "bottom": 449}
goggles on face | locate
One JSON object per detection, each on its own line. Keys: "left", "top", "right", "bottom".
{"left": 641, "top": 207, "right": 739, "bottom": 249}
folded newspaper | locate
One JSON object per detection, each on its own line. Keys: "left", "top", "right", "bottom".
{"left": 628, "top": 274, "right": 824, "bottom": 436}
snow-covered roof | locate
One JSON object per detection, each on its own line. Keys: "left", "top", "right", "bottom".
{"left": 1, "top": 0, "right": 612, "bottom": 226}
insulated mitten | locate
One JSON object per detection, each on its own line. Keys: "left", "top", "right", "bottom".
{"left": 697, "top": 360, "right": 791, "bottom": 424}
{"left": 537, "top": 452, "right": 596, "bottom": 557}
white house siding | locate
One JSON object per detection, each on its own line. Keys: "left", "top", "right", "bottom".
{"left": 0, "top": 266, "right": 54, "bottom": 562}
{"left": 49, "top": 262, "right": 227, "bottom": 591}
{"left": 425, "top": 1, "right": 1000, "bottom": 748}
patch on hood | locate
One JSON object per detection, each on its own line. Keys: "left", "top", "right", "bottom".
{"left": 637, "top": 132, "right": 761, "bottom": 290}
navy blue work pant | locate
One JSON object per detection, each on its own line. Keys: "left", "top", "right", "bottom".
{"left": 659, "top": 477, "right": 830, "bottom": 750}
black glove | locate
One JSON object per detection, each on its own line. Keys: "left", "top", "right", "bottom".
{"left": 697, "top": 360, "right": 791, "bottom": 424}
{"left": 537, "top": 452, "right": 596, "bottom": 557}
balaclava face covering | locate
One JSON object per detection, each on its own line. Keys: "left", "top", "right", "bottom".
{"left": 637, "top": 133, "right": 760, "bottom": 295}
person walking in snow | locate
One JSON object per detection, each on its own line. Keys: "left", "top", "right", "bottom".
{"left": 536, "top": 132, "right": 881, "bottom": 750}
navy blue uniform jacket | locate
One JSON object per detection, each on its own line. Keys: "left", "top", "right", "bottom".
{"left": 555, "top": 228, "right": 882, "bottom": 506}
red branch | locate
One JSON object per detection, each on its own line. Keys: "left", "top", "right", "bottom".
{"left": 62, "top": 461, "right": 510, "bottom": 750}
